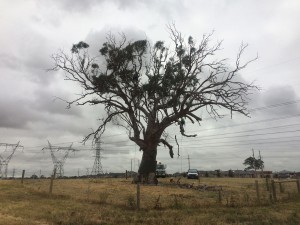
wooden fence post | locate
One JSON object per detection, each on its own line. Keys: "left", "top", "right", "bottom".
{"left": 125, "top": 170, "right": 127, "bottom": 180}
{"left": 271, "top": 180, "right": 277, "bottom": 201}
{"left": 265, "top": 177, "right": 270, "bottom": 191}
{"left": 297, "top": 179, "right": 300, "bottom": 194}
{"left": 21, "top": 170, "right": 25, "bottom": 184}
{"left": 218, "top": 190, "right": 222, "bottom": 204}
{"left": 279, "top": 182, "right": 284, "bottom": 193}
{"left": 49, "top": 168, "right": 56, "bottom": 194}
{"left": 137, "top": 183, "right": 140, "bottom": 210}
{"left": 255, "top": 180, "right": 260, "bottom": 203}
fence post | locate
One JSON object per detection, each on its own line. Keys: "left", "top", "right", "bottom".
{"left": 265, "top": 177, "right": 270, "bottom": 191}
{"left": 21, "top": 170, "right": 25, "bottom": 184}
{"left": 255, "top": 180, "right": 260, "bottom": 204}
{"left": 297, "top": 179, "right": 300, "bottom": 194}
{"left": 125, "top": 170, "right": 127, "bottom": 180}
{"left": 137, "top": 183, "right": 140, "bottom": 210}
{"left": 218, "top": 190, "right": 222, "bottom": 204}
{"left": 279, "top": 182, "right": 284, "bottom": 193}
{"left": 49, "top": 168, "right": 56, "bottom": 194}
{"left": 271, "top": 180, "right": 277, "bottom": 201}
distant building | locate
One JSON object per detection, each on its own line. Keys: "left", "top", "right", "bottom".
{"left": 274, "top": 170, "right": 296, "bottom": 179}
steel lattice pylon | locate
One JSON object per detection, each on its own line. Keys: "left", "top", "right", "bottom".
{"left": 42, "top": 141, "right": 75, "bottom": 178}
{"left": 91, "top": 136, "right": 103, "bottom": 176}
{"left": 0, "top": 142, "right": 23, "bottom": 179}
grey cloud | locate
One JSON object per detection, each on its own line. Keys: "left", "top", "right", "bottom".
{"left": 85, "top": 26, "right": 148, "bottom": 55}
{"left": 51, "top": 0, "right": 103, "bottom": 13}
{"left": 49, "top": 0, "right": 185, "bottom": 24}
{"left": 0, "top": 85, "right": 82, "bottom": 129}
{"left": 263, "top": 85, "right": 298, "bottom": 105}
{"left": 102, "top": 148, "right": 130, "bottom": 156}
{"left": 113, "top": 0, "right": 185, "bottom": 15}
{"left": 1, "top": 27, "right": 58, "bottom": 86}
{"left": 259, "top": 85, "right": 300, "bottom": 116}
{"left": 0, "top": 54, "right": 22, "bottom": 71}
{"left": 25, "top": 117, "right": 91, "bottom": 139}
{"left": 32, "top": 88, "right": 82, "bottom": 117}
{"left": 51, "top": 0, "right": 181, "bottom": 13}
{"left": 13, "top": 151, "right": 49, "bottom": 163}
{"left": 21, "top": 39, "right": 57, "bottom": 85}
{"left": 0, "top": 98, "right": 40, "bottom": 129}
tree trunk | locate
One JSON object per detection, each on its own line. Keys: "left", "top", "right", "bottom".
{"left": 133, "top": 144, "right": 158, "bottom": 184}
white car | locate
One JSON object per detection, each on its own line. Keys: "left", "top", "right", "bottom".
{"left": 187, "top": 169, "right": 199, "bottom": 179}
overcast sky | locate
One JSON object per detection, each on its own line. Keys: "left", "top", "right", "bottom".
{"left": 0, "top": 0, "right": 300, "bottom": 177}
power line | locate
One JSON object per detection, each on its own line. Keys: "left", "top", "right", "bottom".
{"left": 20, "top": 100, "right": 300, "bottom": 150}
{"left": 21, "top": 123, "right": 300, "bottom": 153}
{"left": 21, "top": 136, "right": 299, "bottom": 154}
{"left": 172, "top": 114, "right": 300, "bottom": 134}
{"left": 191, "top": 100, "right": 300, "bottom": 122}
{"left": 170, "top": 129, "right": 300, "bottom": 144}
{"left": 15, "top": 101, "right": 300, "bottom": 157}
{"left": 158, "top": 153, "right": 300, "bottom": 161}
{"left": 79, "top": 126, "right": 300, "bottom": 147}
{"left": 243, "top": 56, "right": 300, "bottom": 75}
{"left": 183, "top": 123, "right": 300, "bottom": 138}
{"left": 248, "top": 100, "right": 300, "bottom": 114}
{"left": 180, "top": 139, "right": 300, "bottom": 149}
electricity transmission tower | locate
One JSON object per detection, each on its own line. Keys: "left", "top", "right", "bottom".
{"left": 42, "top": 141, "right": 76, "bottom": 178}
{"left": 91, "top": 136, "right": 103, "bottom": 176}
{"left": 0, "top": 142, "right": 23, "bottom": 179}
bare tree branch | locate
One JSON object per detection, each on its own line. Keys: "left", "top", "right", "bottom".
{"left": 51, "top": 26, "right": 258, "bottom": 167}
{"left": 159, "top": 139, "right": 174, "bottom": 158}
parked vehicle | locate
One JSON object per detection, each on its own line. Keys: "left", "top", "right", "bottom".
{"left": 156, "top": 162, "right": 167, "bottom": 178}
{"left": 187, "top": 169, "right": 199, "bottom": 179}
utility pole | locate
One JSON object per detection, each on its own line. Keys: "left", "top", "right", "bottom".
{"left": 252, "top": 148, "right": 256, "bottom": 177}
{"left": 42, "top": 141, "right": 76, "bottom": 178}
{"left": 259, "top": 150, "right": 264, "bottom": 175}
{"left": 180, "top": 155, "right": 183, "bottom": 173}
{"left": 130, "top": 159, "right": 133, "bottom": 178}
{"left": 0, "top": 142, "right": 23, "bottom": 179}
{"left": 187, "top": 154, "right": 191, "bottom": 170}
{"left": 91, "top": 136, "right": 103, "bottom": 176}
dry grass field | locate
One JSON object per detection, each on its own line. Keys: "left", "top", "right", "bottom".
{"left": 0, "top": 177, "right": 300, "bottom": 225}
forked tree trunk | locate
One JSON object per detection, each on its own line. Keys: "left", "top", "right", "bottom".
{"left": 133, "top": 144, "right": 158, "bottom": 184}
{"left": 131, "top": 125, "right": 164, "bottom": 184}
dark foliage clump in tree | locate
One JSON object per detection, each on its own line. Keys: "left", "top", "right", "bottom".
{"left": 243, "top": 156, "right": 264, "bottom": 171}
{"left": 52, "top": 25, "right": 258, "bottom": 183}
{"left": 228, "top": 169, "right": 234, "bottom": 177}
